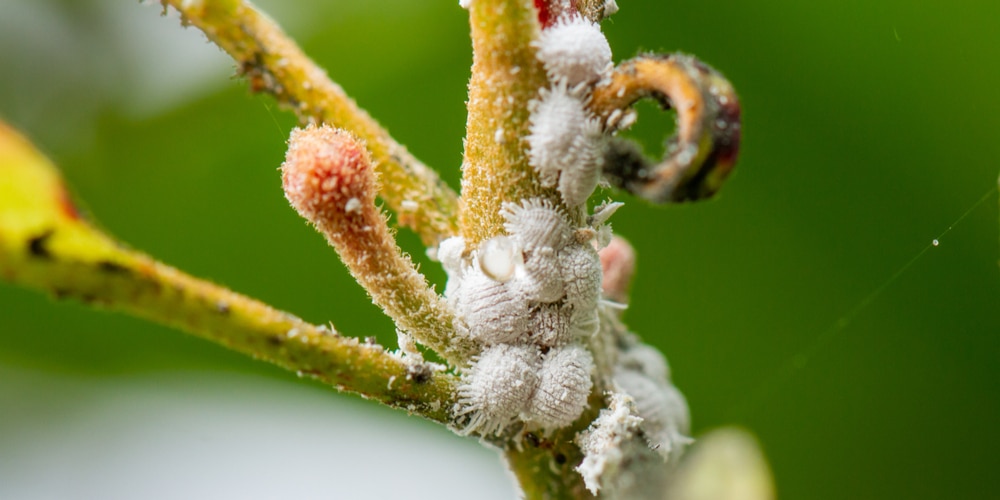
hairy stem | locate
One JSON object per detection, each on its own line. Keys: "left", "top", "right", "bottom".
{"left": 161, "top": 0, "right": 459, "bottom": 245}
{"left": 459, "top": 0, "right": 556, "bottom": 247}
{"left": 282, "top": 125, "right": 477, "bottom": 366}
{"left": 0, "top": 122, "right": 457, "bottom": 423}
{"left": 504, "top": 403, "right": 602, "bottom": 500}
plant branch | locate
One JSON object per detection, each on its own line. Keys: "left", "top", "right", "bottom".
{"left": 459, "top": 0, "right": 557, "bottom": 247}
{"left": 0, "top": 122, "right": 457, "bottom": 424}
{"left": 160, "top": 0, "right": 459, "bottom": 246}
{"left": 504, "top": 399, "right": 603, "bottom": 500}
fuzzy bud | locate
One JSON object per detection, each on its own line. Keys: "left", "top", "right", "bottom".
{"left": 281, "top": 125, "right": 471, "bottom": 363}
{"left": 598, "top": 235, "right": 636, "bottom": 304}
{"left": 282, "top": 125, "right": 376, "bottom": 226}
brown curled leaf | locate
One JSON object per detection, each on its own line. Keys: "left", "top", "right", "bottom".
{"left": 590, "top": 54, "right": 742, "bottom": 203}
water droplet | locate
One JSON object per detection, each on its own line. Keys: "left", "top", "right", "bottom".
{"left": 932, "top": 239, "right": 939, "bottom": 247}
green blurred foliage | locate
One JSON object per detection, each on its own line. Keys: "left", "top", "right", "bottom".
{"left": 1, "top": 0, "right": 998, "bottom": 498}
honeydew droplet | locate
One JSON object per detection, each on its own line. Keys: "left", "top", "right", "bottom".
{"left": 478, "top": 236, "right": 522, "bottom": 282}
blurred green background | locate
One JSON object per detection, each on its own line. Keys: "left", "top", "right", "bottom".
{"left": 2, "top": 0, "right": 998, "bottom": 498}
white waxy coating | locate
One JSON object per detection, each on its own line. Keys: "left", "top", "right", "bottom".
{"left": 502, "top": 199, "right": 572, "bottom": 252}
{"left": 478, "top": 235, "right": 522, "bottom": 283}
{"left": 613, "top": 369, "right": 691, "bottom": 462}
{"left": 457, "top": 344, "right": 542, "bottom": 436}
{"left": 516, "top": 249, "right": 565, "bottom": 303}
{"left": 436, "top": 236, "right": 466, "bottom": 277}
{"left": 575, "top": 392, "right": 643, "bottom": 495}
{"left": 535, "top": 16, "right": 613, "bottom": 86}
{"left": 560, "top": 243, "right": 603, "bottom": 312}
{"left": 571, "top": 308, "right": 601, "bottom": 338}
{"left": 618, "top": 343, "right": 671, "bottom": 382}
{"left": 560, "top": 243, "right": 603, "bottom": 337}
{"left": 558, "top": 143, "right": 605, "bottom": 207}
{"left": 456, "top": 269, "right": 531, "bottom": 345}
{"left": 526, "top": 86, "right": 604, "bottom": 205}
{"left": 527, "top": 303, "right": 573, "bottom": 348}
{"left": 590, "top": 201, "right": 624, "bottom": 227}
{"left": 525, "top": 344, "right": 594, "bottom": 429}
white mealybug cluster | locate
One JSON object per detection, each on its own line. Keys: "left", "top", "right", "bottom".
{"left": 612, "top": 342, "right": 692, "bottom": 463}
{"left": 444, "top": 198, "right": 607, "bottom": 435}
{"left": 457, "top": 344, "right": 541, "bottom": 436}
{"left": 575, "top": 393, "right": 645, "bottom": 495}
{"left": 572, "top": 341, "right": 691, "bottom": 495}
{"left": 527, "top": 14, "right": 614, "bottom": 208}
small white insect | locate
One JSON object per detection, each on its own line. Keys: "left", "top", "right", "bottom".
{"left": 559, "top": 242, "right": 602, "bottom": 300}
{"left": 502, "top": 198, "right": 572, "bottom": 252}
{"left": 525, "top": 86, "right": 605, "bottom": 206}
{"left": 526, "top": 303, "right": 572, "bottom": 347}
{"left": 557, "top": 139, "right": 605, "bottom": 208}
{"left": 525, "top": 343, "right": 594, "bottom": 429}
{"left": 515, "top": 248, "right": 565, "bottom": 303}
{"left": 558, "top": 243, "right": 603, "bottom": 336}
{"left": 455, "top": 268, "right": 531, "bottom": 345}
{"left": 612, "top": 369, "right": 691, "bottom": 463}
{"left": 457, "top": 344, "right": 542, "bottom": 436}
{"left": 589, "top": 201, "right": 624, "bottom": 249}
{"left": 534, "top": 15, "right": 613, "bottom": 87}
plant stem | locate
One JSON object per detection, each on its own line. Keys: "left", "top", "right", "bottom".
{"left": 0, "top": 121, "right": 458, "bottom": 424}
{"left": 459, "top": 0, "right": 557, "bottom": 247}
{"left": 161, "top": 0, "right": 459, "bottom": 246}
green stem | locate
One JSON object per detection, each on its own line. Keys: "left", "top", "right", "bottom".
{"left": 459, "top": 0, "right": 557, "bottom": 247}
{"left": 0, "top": 122, "right": 457, "bottom": 423}
{"left": 161, "top": 0, "right": 459, "bottom": 246}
